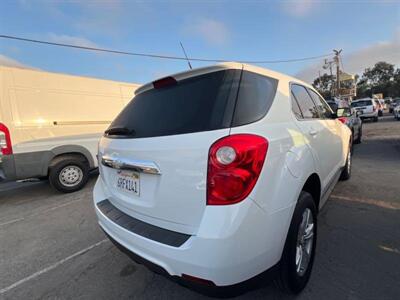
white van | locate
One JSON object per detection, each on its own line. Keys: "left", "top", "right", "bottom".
{"left": 0, "top": 66, "right": 139, "bottom": 192}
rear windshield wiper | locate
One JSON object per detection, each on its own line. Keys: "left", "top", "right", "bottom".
{"left": 104, "top": 127, "right": 136, "bottom": 136}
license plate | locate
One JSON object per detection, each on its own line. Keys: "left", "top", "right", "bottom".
{"left": 116, "top": 170, "right": 140, "bottom": 195}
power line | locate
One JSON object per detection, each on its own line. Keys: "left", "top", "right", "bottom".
{"left": 0, "top": 34, "right": 331, "bottom": 64}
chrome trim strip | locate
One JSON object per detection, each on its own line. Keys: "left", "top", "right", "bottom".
{"left": 101, "top": 155, "right": 161, "bottom": 175}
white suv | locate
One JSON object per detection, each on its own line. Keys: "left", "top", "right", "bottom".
{"left": 351, "top": 98, "right": 379, "bottom": 122}
{"left": 93, "top": 63, "right": 352, "bottom": 296}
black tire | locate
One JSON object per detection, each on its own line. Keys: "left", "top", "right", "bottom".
{"left": 373, "top": 116, "right": 378, "bottom": 122}
{"left": 354, "top": 126, "right": 362, "bottom": 144}
{"left": 340, "top": 144, "right": 352, "bottom": 181}
{"left": 48, "top": 155, "right": 90, "bottom": 193}
{"left": 275, "top": 191, "right": 317, "bottom": 294}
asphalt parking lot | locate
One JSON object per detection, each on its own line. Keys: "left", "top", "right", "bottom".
{"left": 1, "top": 115, "right": 399, "bottom": 300}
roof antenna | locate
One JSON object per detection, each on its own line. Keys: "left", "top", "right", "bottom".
{"left": 180, "top": 41, "right": 192, "bottom": 69}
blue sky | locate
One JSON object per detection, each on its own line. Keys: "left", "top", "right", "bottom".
{"left": 0, "top": 0, "right": 399, "bottom": 84}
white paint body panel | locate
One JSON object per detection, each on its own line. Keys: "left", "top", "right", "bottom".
{"left": 93, "top": 62, "right": 351, "bottom": 286}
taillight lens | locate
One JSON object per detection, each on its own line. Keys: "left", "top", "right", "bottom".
{"left": 337, "top": 117, "right": 348, "bottom": 124}
{"left": 153, "top": 76, "right": 177, "bottom": 89}
{"left": 207, "top": 134, "right": 268, "bottom": 205}
{"left": 0, "top": 123, "right": 12, "bottom": 155}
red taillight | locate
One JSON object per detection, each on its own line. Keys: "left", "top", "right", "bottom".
{"left": 337, "top": 117, "right": 348, "bottom": 124}
{"left": 207, "top": 134, "right": 268, "bottom": 205}
{"left": 153, "top": 76, "right": 177, "bottom": 89}
{"left": 0, "top": 123, "right": 12, "bottom": 155}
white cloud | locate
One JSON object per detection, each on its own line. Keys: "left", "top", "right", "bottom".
{"left": 282, "top": 0, "right": 319, "bottom": 17}
{"left": 0, "top": 54, "right": 35, "bottom": 69}
{"left": 296, "top": 30, "right": 400, "bottom": 83}
{"left": 47, "top": 33, "right": 99, "bottom": 48}
{"left": 186, "top": 18, "right": 230, "bottom": 46}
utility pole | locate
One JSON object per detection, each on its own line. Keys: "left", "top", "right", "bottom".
{"left": 333, "top": 49, "right": 342, "bottom": 99}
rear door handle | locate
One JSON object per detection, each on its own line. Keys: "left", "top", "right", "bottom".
{"left": 101, "top": 155, "right": 162, "bottom": 175}
{"left": 309, "top": 129, "right": 318, "bottom": 136}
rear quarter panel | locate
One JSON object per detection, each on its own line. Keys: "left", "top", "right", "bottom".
{"left": 229, "top": 77, "right": 316, "bottom": 213}
{"left": 229, "top": 79, "right": 317, "bottom": 268}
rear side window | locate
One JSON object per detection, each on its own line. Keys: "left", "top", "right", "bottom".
{"left": 307, "top": 89, "right": 333, "bottom": 119}
{"left": 106, "top": 70, "right": 278, "bottom": 138}
{"left": 232, "top": 71, "right": 278, "bottom": 126}
{"left": 291, "top": 84, "right": 319, "bottom": 119}
{"left": 290, "top": 91, "right": 303, "bottom": 119}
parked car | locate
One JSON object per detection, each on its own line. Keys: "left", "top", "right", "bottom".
{"left": 394, "top": 102, "right": 400, "bottom": 120}
{"left": 337, "top": 107, "right": 362, "bottom": 144}
{"left": 351, "top": 98, "right": 379, "bottom": 122}
{"left": 93, "top": 63, "right": 352, "bottom": 296}
{"left": 0, "top": 66, "right": 139, "bottom": 192}
{"left": 391, "top": 98, "right": 400, "bottom": 115}
{"left": 389, "top": 98, "right": 399, "bottom": 113}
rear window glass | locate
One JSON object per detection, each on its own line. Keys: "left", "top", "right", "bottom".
{"left": 232, "top": 71, "right": 278, "bottom": 126}
{"left": 106, "top": 70, "right": 277, "bottom": 138}
{"left": 351, "top": 100, "right": 372, "bottom": 107}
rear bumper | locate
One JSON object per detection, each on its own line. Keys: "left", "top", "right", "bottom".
{"left": 104, "top": 229, "right": 279, "bottom": 297}
{"left": 359, "top": 112, "right": 377, "bottom": 118}
{"left": 93, "top": 176, "right": 291, "bottom": 287}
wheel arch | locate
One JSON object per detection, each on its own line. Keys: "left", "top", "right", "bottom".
{"left": 42, "top": 145, "right": 95, "bottom": 175}
{"left": 301, "top": 173, "right": 321, "bottom": 212}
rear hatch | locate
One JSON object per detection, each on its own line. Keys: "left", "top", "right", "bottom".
{"left": 98, "top": 67, "right": 278, "bottom": 234}
{"left": 351, "top": 100, "right": 374, "bottom": 114}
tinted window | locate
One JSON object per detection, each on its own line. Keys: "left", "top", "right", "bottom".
{"left": 291, "top": 85, "right": 319, "bottom": 119}
{"left": 351, "top": 100, "right": 372, "bottom": 107}
{"left": 107, "top": 70, "right": 239, "bottom": 138}
{"left": 308, "top": 89, "right": 333, "bottom": 118}
{"left": 232, "top": 71, "right": 278, "bottom": 126}
{"left": 107, "top": 70, "right": 277, "bottom": 139}
{"left": 290, "top": 91, "right": 303, "bottom": 119}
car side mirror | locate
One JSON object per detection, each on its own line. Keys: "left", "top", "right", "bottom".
{"left": 336, "top": 108, "right": 345, "bottom": 118}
